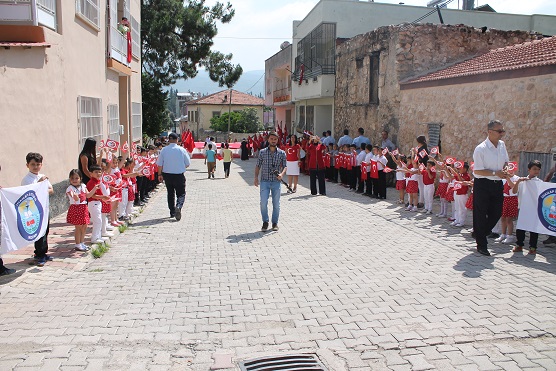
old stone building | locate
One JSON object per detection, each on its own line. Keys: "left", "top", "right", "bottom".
{"left": 399, "top": 36, "right": 556, "bottom": 177}
{"left": 334, "top": 23, "right": 541, "bottom": 150}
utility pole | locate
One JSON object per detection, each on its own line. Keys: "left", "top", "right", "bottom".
{"left": 227, "top": 88, "right": 232, "bottom": 141}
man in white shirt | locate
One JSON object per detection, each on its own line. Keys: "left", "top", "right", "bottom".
{"left": 472, "top": 120, "right": 510, "bottom": 256}
{"left": 374, "top": 147, "right": 388, "bottom": 199}
{"left": 21, "top": 152, "right": 54, "bottom": 266}
{"left": 355, "top": 143, "right": 367, "bottom": 193}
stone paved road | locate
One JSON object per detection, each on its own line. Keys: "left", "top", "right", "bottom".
{"left": 1, "top": 159, "right": 556, "bottom": 371}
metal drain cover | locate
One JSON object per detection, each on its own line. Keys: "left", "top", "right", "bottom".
{"left": 239, "top": 353, "right": 328, "bottom": 371}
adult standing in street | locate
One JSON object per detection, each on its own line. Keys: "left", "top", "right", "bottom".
{"left": 472, "top": 120, "right": 509, "bottom": 256}
{"left": 240, "top": 138, "right": 250, "bottom": 161}
{"left": 254, "top": 132, "right": 287, "bottom": 232}
{"left": 352, "top": 127, "right": 371, "bottom": 149}
{"left": 416, "top": 135, "right": 429, "bottom": 208}
{"left": 337, "top": 129, "right": 353, "bottom": 148}
{"left": 78, "top": 137, "right": 98, "bottom": 185}
{"left": 157, "top": 132, "right": 190, "bottom": 221}
{"left": 381, "top": 130, "right": 396, "bottom": 152}
{"left": 306, "top": 136, "right": 327, "bottom": 196}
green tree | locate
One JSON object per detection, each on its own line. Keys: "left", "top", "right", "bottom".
{"left": 210, "top": 108, "right": 262, "bottom": 133}
{"left": 142, "top": 0, "right": 243, "bottom": 87}
{"left": 142, "top": 73, "right": 171, "bottom": 138}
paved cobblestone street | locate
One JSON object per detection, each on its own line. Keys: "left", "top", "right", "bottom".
{"left": 1, "top": 158, "right": 556, "bottom": 370}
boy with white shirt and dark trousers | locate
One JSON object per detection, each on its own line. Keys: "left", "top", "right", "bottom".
{"left": 511, "top": 160, "right": 543, "bottom": 254}
{"left": 373, "top": 146, "right": 388, "bottom": 199}
{"left": 355, "top": 143, "right": 367, "bottom": 193}
{"left": 21, "top": 152, "right": 54, "bottom": 267}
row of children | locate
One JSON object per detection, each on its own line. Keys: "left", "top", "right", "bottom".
{"left": 66, "top": 148, "right": 159, "bottom": 251}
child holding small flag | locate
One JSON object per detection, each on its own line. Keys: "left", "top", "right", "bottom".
{"left": 66, "top": 169, "right": 96, "bottom": 251}
{"left": 421, "top": 160, "right": 437, "bottom": 214}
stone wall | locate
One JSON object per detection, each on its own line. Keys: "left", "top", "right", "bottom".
{"left": 334, "top": 23, "right": 539, "bottom": 146}
{"left": 399, "top": 73, "right": 556, "bottom": 162}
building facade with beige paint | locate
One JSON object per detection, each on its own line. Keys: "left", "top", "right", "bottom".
{"left": 0, "top": 0, "right": 142, "bottom": 215}
{"left": 185, "top": 90, "right": 265, "bottom": 141}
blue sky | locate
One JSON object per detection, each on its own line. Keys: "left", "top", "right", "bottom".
{"left": 208, "top": 0, "right": 556, "bottom": 71}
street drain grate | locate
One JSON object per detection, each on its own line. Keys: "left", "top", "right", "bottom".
{"left": 239, "top": 353, "right": 328, "bottom": 371}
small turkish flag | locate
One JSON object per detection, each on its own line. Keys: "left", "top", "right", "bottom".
{"left": 99, "top": 140, "right": 105, "bottom": 149}
{"left": 383, "top": 167, "right": 393, "bottom": 173}
{"left": 430, "top": 146, "right": 439, "bottom": 155}
{"left": 105, "top": 139, "right": 119, "bottom": 151}
{"left": 454, "top": 161, "right": 463, "bottom": 169}
{"left": 370, "top": 160, "right": 379, "bottom": 179}
{"left": 102, "top": 174, "right": 115, "bottom": 184}
{"left": 453, "top": 182, "right": 463, "bottom": 190}
{"left": 445, "top": 157, "right": 455, "bottom": 165}
{"left": 382, "top": 148, "right": 389, "bottom": 155}
{"left": 142, "top": 168, "right": 151, "bottom": 176}
{"left": 419, "top": 149, "right": 428, "bottom": 158}
{"left": 506, "top": 162, "right": 518, "bottom": 172}
{"left": 392, "top": 149, "right": 399, "bottom": 156}
{"left": 361, "top": 162, "right": 368, "bottom": 180}
{"left": 122, "top": 141, "right": 129, "bottom": 153}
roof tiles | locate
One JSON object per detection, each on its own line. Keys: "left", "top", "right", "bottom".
{"left": 402, "top": 36, "right": 556, "bottom": 85}
{"left": 188, "top": 89, "right": 264, "bottom": 106}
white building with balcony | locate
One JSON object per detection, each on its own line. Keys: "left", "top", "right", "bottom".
{"left": 0, "top": 0, "right": 142, "bottom": 216}
{"left": 289, "top": 0, "right": 556, "bottom": 136}
{"left": 264, "top": 42, "right": 294, "bottom": 135}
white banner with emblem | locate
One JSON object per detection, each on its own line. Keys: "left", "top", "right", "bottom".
{"left": 516, "top": 180, "right": 556, "bottom": 237}
{"left": 0, "top": 181, "right": 50, "bottom": 255}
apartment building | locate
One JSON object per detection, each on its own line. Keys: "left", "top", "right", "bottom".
{"left": 265, "top": 42, "right": 294, "bottom": 135}
{"left": 0, "top": 0, "right": 142, "bottom": 215}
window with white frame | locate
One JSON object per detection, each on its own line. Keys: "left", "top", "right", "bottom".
{"left": 131, "top": 102, "right": 142, "bottom": 141}
{"left": 78, "top": 96, "right": 103, "bottom": 149}
{"left": 108, "top": 104, "right": 120, "bottom": 142}
{"left": 131, "top": 15, "right": 140, "bottom": 59}
{"left": 76, "top": 0, "right": 100, "bottom": 29}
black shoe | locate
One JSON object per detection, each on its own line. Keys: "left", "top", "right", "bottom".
{"left": 477, "top": 248, "right": 491, "bottom": 256}
{"left": 0, "top": 268, "right": 16, "bottom": 276}
{"left": 488, "top": 233, "right": 500, "bottom": 239}
{"left": 261, "top": 222, "right": 269, "bottom": 232}
{"left": 543, "top": 236, "right": 556, "bottom": 245}
{"left": 417, "top": 203, "right": 424, "bottom": 209}
{"left": 175, "top": 208, "right": 182, "bottom": 221}
{"left": 271, "top": 223, "right": 279, "bottom": 231}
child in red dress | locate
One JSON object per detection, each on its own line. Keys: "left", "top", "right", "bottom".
{"left": 66, "top": 169, "right": 97, "bottom": 251}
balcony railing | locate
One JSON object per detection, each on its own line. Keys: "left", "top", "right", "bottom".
{"left": 0, "top": 0, "right": 56, "bottom": 30}
{"left": 273, "top": 87, "right": 291, "bottom": 103}
{"left": 109, "top": 25, "right": 130, "bottom": 67}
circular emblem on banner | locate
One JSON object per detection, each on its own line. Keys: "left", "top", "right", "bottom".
{"left": 15, "top": 190, "right": 44, "bottom": 241}
{"left": 538, "top": 187, "right": 556, "bottom": 233}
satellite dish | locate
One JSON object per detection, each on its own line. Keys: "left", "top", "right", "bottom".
{"left": 280, "top": 41, "right": 291, "bottom": 50}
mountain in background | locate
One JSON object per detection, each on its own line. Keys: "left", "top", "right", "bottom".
{"left": 170, "top": 69, "right": 265, "bottom": 97}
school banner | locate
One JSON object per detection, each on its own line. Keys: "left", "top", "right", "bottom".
{"left": 0, "top": 181, "right": 50, "bottom": 254}
{"left": 516, "top": 181, "right": 556, "bottom": 237}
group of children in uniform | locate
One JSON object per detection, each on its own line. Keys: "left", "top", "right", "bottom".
{"left": 294, "top": 139, "right": 553, "bottom": 254}
{"left": 66, "top": 146, "right": 159, "bottom": 252}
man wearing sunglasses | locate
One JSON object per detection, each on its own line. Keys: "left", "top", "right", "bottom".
{"left": 472, "top": 120, "right": 510, "bottom": 256}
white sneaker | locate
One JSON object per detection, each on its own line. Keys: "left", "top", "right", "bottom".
{"left": 406, "top": 205, "right": 412, "bottom": 211}
{"left": 75, "top": 244, "right": 88, "bottom": 251}
{"left": 426, "top": 210, "right": 432, "bottom": 215}
{"left": 494, "top": 234, "right": 507, "bottom": 243}
{"left": 106, "top": 225, "right": 114, "bottom": 231}
{"left": 503, "top": 235, "right": 516, "bottom": 244}
{"left": 450, "top": 221, "right": 457, "bottom": 226}
{"left": 411, "top": 206, "right": 418, "bottom": 212}
{"left": 92, "top": 239, "right": 105, "bottom": 244}
{"left": 80, "top": 243, "right": 91, "bottom": 251}
{"left": 454, "top": 223, "right": 464, "bottom": 227}
{"left": 102, "top": 232, "right": 114, "bottom": 238}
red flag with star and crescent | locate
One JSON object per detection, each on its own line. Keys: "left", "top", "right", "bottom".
{"left": 370, "top": 160, "right": 379, "bottom": 179}
{"left": 361, "top": 162, "right": 368, "bottom": 180}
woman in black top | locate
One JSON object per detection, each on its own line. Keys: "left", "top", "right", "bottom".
{"left": 416, "top": 135, "right": 429, "bottom": 208}
{"left": 78, "top": 137, "right": 98, "bottom": 185}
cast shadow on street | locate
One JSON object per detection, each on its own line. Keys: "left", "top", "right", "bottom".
{"left": 129, "top": 218, "right": 170, "bottom": 228}
{"left": 226, "top": 230, "right": 275, "bottom": 244}
{"left": 453, "top": 250, "right": 495, "bottom": 278}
